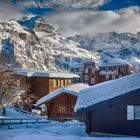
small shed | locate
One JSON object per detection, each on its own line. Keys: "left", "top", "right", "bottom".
{"left": 75, "top": 73, "right": 140, "bottom": 136}
{"left": 35, "top": 83, "right": 89, "bottom": 120}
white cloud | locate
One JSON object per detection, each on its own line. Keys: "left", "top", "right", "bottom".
{"left": 46, "top": 6, "right": 140, "bottom": 37}
{"left": 0, "top": 0, "right": 25, "bottom": 21}
{"left": 14, "top": 0, "right": 107, "bottom": 9}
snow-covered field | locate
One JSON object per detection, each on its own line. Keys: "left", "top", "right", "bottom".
{"left": 0, "top": 120, "right": 139, "bottom": 140}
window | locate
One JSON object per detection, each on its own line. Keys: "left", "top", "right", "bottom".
{"left": 120, "top": 67, "right": 126, "bottom": 72}
{"left": 127, "top": 105, "right": 134, "bottom": 120}
{"left": 110, "top": 67, "right": 115, "bottom": 71}
{"left": 84, "top": 75, "right": 88, "bottom": 81}
{"left": 91, "top": 78, "right": 95, "bottom": 84}
{"left": 127, "top": 105, "right": 140, "bottom": 120}
{"left": 105, "top": 67, "right": 109, "bottom": 72}
{"left": 105, "top": 75, "right": 109, "bottom": 81}
{"left": 112, "top": 74, "right": 116, "bottom": 79}
{"left": 53, "top": 79, "right": 58, "bottom": 87}
{"left": 65, "top": 79, "right": 68, "bottom": 85}
{"left": 68, "top": 79, "right": 72, "bottom": 84}
{"left": 61, "top": 79, "right": 64, "bottom": 86}
{"left": 134, "top": 106, "right": 140, "bottom": 120}
{"left": 85, "top": 68, "right": 88, "bottom": 73}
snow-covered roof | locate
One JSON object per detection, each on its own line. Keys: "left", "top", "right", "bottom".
{"left": 13, "top": 69, "right": 80, "bottom": 78}
{"left": 75, "top": 73, "right": 140, "bottom": 112}
{"left": 36, "top": 83, "right": 89, "bottom": 106}
{"left": 70, "top": 63, "right": 82, "bottom": 69}
{"left": 99, "top": 58, "right": 131, "bottom": 67}
{"left": 99, "top": 70, "right": 116, "bottom": 75}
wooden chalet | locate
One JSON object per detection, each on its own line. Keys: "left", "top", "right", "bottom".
{"left": 81, "top": 58, "right": 134, "bottom": 85}
{"left": 82, "top": 60, "right": 99, "bottom": 85}
{"left": 13, "top": 69, "right": 80, "bottom": 102}
{"left": 75, "top": 73, "right": 140, "bottom": 136}
{"left": 35, "top": 83, "right": 89, "bottom": 119}
{"left": 98, "top": 58, "right": 134, "bottom": 83}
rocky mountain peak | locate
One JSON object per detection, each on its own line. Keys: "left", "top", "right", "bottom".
{"left": 0, "top": 16, "right": 98, "bottom": 71}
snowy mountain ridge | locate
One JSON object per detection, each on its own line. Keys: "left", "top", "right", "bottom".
{"left": 0, "top": 15, "right": 140, "bottom": 72}
{"left": 0, "top": 15, "right": 98, "bottom": 71}
{"left": 68, "top": 32, "right": 140, "bottom": 71}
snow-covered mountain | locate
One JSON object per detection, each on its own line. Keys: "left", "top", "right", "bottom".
{"left": 68, "top": 32, "right": 140, "bottom": 71}
{"left": 0, "top": 15, "right": 140, "bottom": 72}
{"left": 0, "top": 15, "right": 98, "bottom": 71}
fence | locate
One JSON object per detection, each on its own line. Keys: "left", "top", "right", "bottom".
{"left": 0, "top": 118, "right": 49, "bottom": 125}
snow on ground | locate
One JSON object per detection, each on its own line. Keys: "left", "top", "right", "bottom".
{"left": 0, "top": 120, "right": 139, "bottom": 140}
{"left": 0, "top": 106, "right": 46, "bottom": 119}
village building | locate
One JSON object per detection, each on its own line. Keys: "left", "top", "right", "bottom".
{"left": 12, "top": 69, "right": 80, "bottom": 102}
{"left": 75, "top": 73, "right": 140, "bottom": 136}
{"left": 98, "top": 58, "right": 134, "bottom": 83}
{"left": 81, "top": 58, "right": 134, "bottom": 85}
{"left": 82, "top": 60, "right": 99, "bottom": 85}
{"left": 70, "top": 64, "right": 82, "bottom": 76}
{"left": 35, "top": 83, "right": 89, "bottom": 119}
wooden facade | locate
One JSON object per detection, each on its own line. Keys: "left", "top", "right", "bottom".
{"left": 40, "top": 93, "right": 77, "bottom": 119}
{"left": 35, "top": 83, "right": 89, "bottom": 119}
{"left": 85, "top": 89, "right": 140, "bottom": 136}
{"left": 14, "top": 74, "right": 76, "bottom": 102}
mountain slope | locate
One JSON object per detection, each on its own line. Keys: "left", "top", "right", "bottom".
{"left": 0, "top": 16, "right": 98, "bottom": 71}
{"left": 68, "top": 32, "right": 140, "bottom": 71}
{"left": 0, "top": 15, "right": 140, "bottom": 72}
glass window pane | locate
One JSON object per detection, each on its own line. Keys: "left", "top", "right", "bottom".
{"left": 135, "top": 106, "right": 140, "bottom": 120}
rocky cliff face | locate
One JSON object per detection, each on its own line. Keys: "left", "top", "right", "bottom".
{"left": 0, "top": 16, "right": 98, "bottom": 71}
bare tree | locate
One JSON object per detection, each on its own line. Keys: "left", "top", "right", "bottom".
{"left": 0, "top": 70, "right": 19, "bottom": 108}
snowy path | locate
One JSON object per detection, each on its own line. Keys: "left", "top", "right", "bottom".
{"left": 0, "top": 121, "right": 139, "bottom": 140}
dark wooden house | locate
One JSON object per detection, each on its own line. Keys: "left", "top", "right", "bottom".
{"left": 35, "top": 83, "right": 89, "bottom": 119}
{"left": 75, "top": 73, "right": 140, "bottom": 136}
{"left": 13, "top": 69, "right": 80, "bottom": 101}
